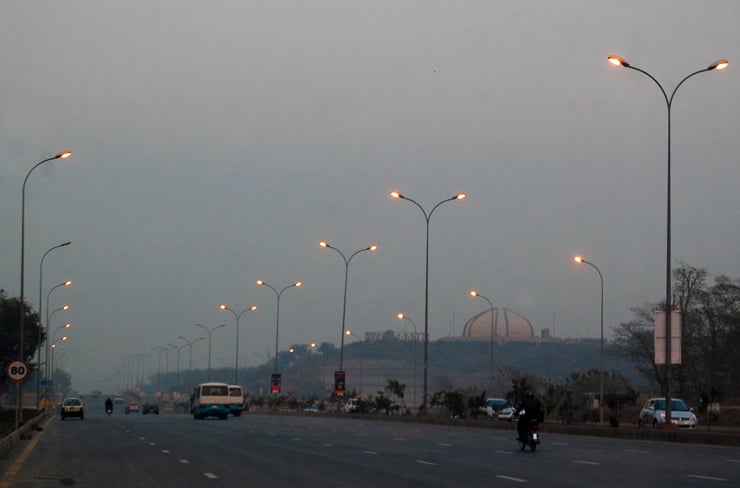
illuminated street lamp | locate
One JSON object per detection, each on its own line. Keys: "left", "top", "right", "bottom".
{"left": 256, "top": 280, "right": 302, "bottom": 375}
{"left": 608, "top": 55, "right": 728, "bottom": 422}
{"left": 469, "top": 290, "right": 495, "bottom": 384}
{"left": 36, "top": 241, "right": 71, "bottom": 408}
{"left": 195, "top": 323, "right": 227, "bottom": 381}
{"left": 397, "top": 313, "right": 418, "bottom": 410}
{"left": 17, "top": 150, "right": 72, "bottom": 427}
{"left": 220, "top": 304, "right": 257, "bottom": 385}
{"left": 390, "top": 190, "right": 466, "bottom": 411}
{"left": 573, "top": 255, "right": 604, "bottom": 424}
{"left": 319, "top": 241, "right": 377, "bottom": 373}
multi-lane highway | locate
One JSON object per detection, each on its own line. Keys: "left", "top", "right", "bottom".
{"left": 3, "top": 404, "right": 739, "bottom": 487}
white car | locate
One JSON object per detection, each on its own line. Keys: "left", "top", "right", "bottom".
{"left": 638, "top": 397, "right": 697, "bottom": 429}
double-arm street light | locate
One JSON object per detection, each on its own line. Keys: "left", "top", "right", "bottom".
{"left": 573, "top": 255, "right": 604, "bottom": 424}
{"left": 179, "top": 336, "right": 204, "bottom": 394}
{"left": 220, "top": 304, "right": 257, "bottom": 385}
{"left": 319, "top": 241, "right": 377, "bottom": 373}
{"left": 256, "top": 280, "right": 302, "bottom": 374}
{"left": 390, "top": 190, "right": 466, "bottom": 411}
{"left": 17, "top": 151, "right": 72, "bottom": 426}
{"left": 608, "top": 55, "right": 728, "bottom": 423}
{"left": 36, "top": 241, "right": 71, "bottom": 407}
{"left": 195, "top": 323, "right": 227, "bottom": 381}
{"left": 469, "top": 290, "right": 496, "bottom": 384}
{"left": 397, "top": 313, "right": 418, "bottom": 410}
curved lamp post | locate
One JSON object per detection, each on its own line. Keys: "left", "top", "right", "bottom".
{"left": 150, "top": 346, "right": 167, "bottom": 396}
{"left": 36, "top": 241, "right": 71, "bottom": 407}
{"left": 390, "top": 190, "right": 466, "bottom": 411}
{"left": 220, "top": 304, "right": 257, "bottom": 385}
{"left": 179, "top": 336, "right": 204, "bottom": 394}
{"left": 608, "top": 55, "right": 728, "bottom": 423}
{"left": 573, "top": 255, "right": 604, "bottom": 424}
{"left": 319, "top": 241, "right": 377, "bottom": 373}
{"left": 469, "top": 290, "right": 496, "bottom": 384}
{"left": 50, "top": 323, "right": 70, "bottom": 401}
{"left": 397, "top": 313, "right": 418, "bottom": 410}
{"left": 194, "top": 323, "right": 227, "bottom": 381}
{"left": 45, "top": 286, "right": 71, "bottom": 387}
{"left": 167, "top": 343, "right": 184, "bottom": 394}
{"left": 256, "top": 280, "right": 302, "bottom": 374}
{"left": 17, "top": 151, "right": 72, "bottom": 426}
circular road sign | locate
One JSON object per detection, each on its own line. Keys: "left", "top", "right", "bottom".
{"left": 6, "top": 359, "right": 30, "bottom": 383}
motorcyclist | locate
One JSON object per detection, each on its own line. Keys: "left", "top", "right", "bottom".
{"left": 516, "top": 390, "right": 543, "bottom": 441}
{"left": 105, "top": 397, "right": 113, "bottom": 413}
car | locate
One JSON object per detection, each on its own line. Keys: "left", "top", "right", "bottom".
{"left": 303, "top": 404, "right": 319, "bottom": 413}
{"left": 496, "top": 405, "right": 518, "bottom": 421}
{"left": 344, "top": 398, "right": 359, "bottom": 413}
{"left": 124, "top": 401, "right": 140, "bottom": 415}
{"left": 484, "top": 398, "right": 508, "bottom": 418}
{"left": 60, "top": 397, "right": 85, "bottom": 420}
{"left": 141, "top": 402, "right": 159, "bottom": 415}
{"left": 638, "top": 397, "right": 697, "bottom": 429}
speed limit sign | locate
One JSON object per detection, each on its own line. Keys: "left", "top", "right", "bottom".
{"left": 6, "top": 359, "right": 30, "bottom": 383}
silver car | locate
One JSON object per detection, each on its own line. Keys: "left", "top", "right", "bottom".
{"left": 638, "top": 397, "right": 697, "bottom": 429}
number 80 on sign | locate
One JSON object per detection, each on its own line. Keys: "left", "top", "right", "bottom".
{"left": 6, "top": 359, "right": 30, "bottom": 383}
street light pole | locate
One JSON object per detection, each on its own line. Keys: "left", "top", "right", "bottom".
{"left": 256, "top": 280, "right": 302, "bottom": 374}
{"left": 397, "top": 313, "right": 418, "bottom": 411}
{"left": 573, "top": 256, "right": 604, "bottom": 424}
{"left": 151, "top": 346, "right": 166, "bottom": 397}
{"left": 37, "top": 241, "right": 71, "bottom": 409}
{"left": 220, "top": 304, "right": 257, "bottom": 385}
{"left": 469, "top": 290, "right": 495, "bottom": 384}
{"left": 319, "top": 241, "right": 377, "bottom": 372}
{"left": 179, "top": 336, "right": 204, "bottom": 394}
{"left": 17, "top": 151, "right": 72, "bottom": 427}
{"left": 608, "top": 55, "right": 728, "bottom": 423}
{"left": 195, "top": 323, "right": 227, "bottom": 381}
{"left": 390, "top": 190, "right": 466, "bottom": 411}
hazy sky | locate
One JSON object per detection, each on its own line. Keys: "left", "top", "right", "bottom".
{"left": 2, "top": 1, "right": 739, "bottom": 393}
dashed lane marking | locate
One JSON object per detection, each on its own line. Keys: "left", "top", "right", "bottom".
{"left": 162, "top": 450, "right": 170, "bottom": 454}
{"left": 497, "top": 475, "right": 528, "bottom": 483}
{"left": 416, "top": 460, "right": 437, "bottom": 466}
{"left": 688, "top": 474, "right": 727, "bottom": 482}
{"left": 203, "top": 473, "right": 218, "bottom": 479}
{"left": 437, "top": 443, "right": 452, "bottom": 447}
{"left": 179, "top": 459, "right": 190, "bottom": 464}
{"left": 573, "top": 460, "right": 600, "bottom": 466}
{"left": 362, "top": 450, "right": 377, "bottom": 455}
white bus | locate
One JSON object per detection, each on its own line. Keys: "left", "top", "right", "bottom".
{"left": 228, "top": 385, "right": 244, "bottom": 417}
{"left": 191, "top": 382, "right": 230, "bottom": 420}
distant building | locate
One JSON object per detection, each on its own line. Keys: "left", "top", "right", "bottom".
{"left": 461, "top": 307, "right": 537, "bottom": 340}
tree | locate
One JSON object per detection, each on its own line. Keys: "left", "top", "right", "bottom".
{"left": 612, "top": 265, "right": 740, "bottom": 398}
{"left": 0, "top": 289, "right": 42, "bottom": 391}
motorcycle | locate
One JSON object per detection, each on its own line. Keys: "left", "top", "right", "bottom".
{"left": 105, "top": 402, "right": 113, "bottom": 415}
{"left": 520, "top": 419, "right": 540, "bottom": 452}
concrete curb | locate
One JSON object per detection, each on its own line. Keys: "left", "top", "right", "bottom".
{"left": 0, "top": 413, "right": 48, "bottom": 460}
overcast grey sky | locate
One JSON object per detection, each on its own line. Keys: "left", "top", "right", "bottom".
{"left": 2, "top": 1, "right": 739, "bottom": 393}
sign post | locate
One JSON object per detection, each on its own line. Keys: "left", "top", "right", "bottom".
{"left": 6, "top": 359, "right": 30, "bottom": 383}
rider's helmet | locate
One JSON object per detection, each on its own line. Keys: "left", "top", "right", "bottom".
{"left": 525, "top": 390, "right": 534, "bottom": 399}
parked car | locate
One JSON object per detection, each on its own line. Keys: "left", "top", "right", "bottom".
{"left": 141, "top": 402, "right": 159, "bottom": 415}
{"left": 344, "top": 398, "right": 359, "bottom": 413}
{"left": 124, "top": 401, "right": 140, "bottom": 415}
{"left": 303, "top": 404, "right": 319, "bottom": 413}
{"left": 638, "top": 397, "right": 697, "bottom": 429}
{"left": 60, "top": 397, "right": 85, "bottom": 420}
{"left": 484, "top": 398, "right": 508, "bottom": 418}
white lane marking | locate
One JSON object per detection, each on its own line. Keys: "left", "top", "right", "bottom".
{"left": 179, "top": 459, "right": 190, "bottom": 464}
{"left": 727, "top": 459, "right": 740, "bottom": 463}
{"left": 293, "top": 437, "right": 301, "bottom": 441}
{"left": 161, "top": 450, "right": 170, "bottom": 454}
{"left": 417, "top": 460, "right": 437, "bottom": 466}
{"left": 437, "top": 442, "right": 452, "bottom": 447}
{"left": 624, "top": 449, "right": 649, "bottom": 454}
{"left": 358, "top": 433, "right": 368, "bottom": 437}
{"left": 362, "top": 450, "right": 377, "bottom": 455}
{"left": 688, "top": 474, "right": 727, "bottom": 482}
{"left": 149, "top": 442, "right": 156, "bottom": 446}
{"left": 323, "top": 443, "right": 333, "bottom": 447}
{"left": 203, "top": 473, "right": 218, "bottom": 479}
{"left": 497, "top": 475, "right": 527, "bottom": 483}
{"left": 139, "top": 437, "right": 146, "bottom": 441}
{"left": 573, "top": 460, "right": 600, "bottom": 466}
{"left": 393, "top": 437, "right": 405, "bottom": 441}
{"left": 551, "top": 442, "right": 568, "bottom": 446}
{"left": 495, "top": 450, "right": 513, "bottom": 455}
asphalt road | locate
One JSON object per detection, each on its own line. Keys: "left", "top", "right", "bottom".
{"left": 2, "top": 404, "right": 739, "bottom": 487}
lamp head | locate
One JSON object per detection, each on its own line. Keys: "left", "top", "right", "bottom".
{"left": 64, "top": 280, "right": 72, "bottom": 286}
{"left": 345, "top": 329, "right": 352, "bottom": 336}
{"left": 455, "top": 193, "right": 466, "bottom": 200}
{"left": 256, "top": 280, "right": 264, "bottom": 286}
{"left": 390, "top": 191, "right": 402, "bottom": 199}
{"left": 62, "top": 305, "right": 70, "bottom": 311}
{"left": 295, "top": 281, "right": 302, "bottom": 287}
{"left": 64, "top": 323, "right": 71, "bottom": 329}
{"left": 574, "top": 256, "right": 584, "bottom": 263}
{"left": 397, "top": 313, "right": 405, "bottom": 320}
{"left": 220, "top": 304, "right": 227, "bottom": 310}
{"left": 608, "top": 55, "right": 629, "bottom": 67}
{"left": 710, "top": 59, "right": 729, "bottom": 70}
{"left": 250, "top": 305, "right": 257, "bottom": 311}
{"left": 319, "top": 241, "right": 328, "bottom": 248}
{"left": 368, "top": 244, "right": 378, "bottom": 251}
{"left": 57, "top": 151, "right": 73, "bottom": 159}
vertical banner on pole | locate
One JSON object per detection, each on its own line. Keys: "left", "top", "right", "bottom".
{"left": 654, "top": 310, "right": 682, "bottom": 365}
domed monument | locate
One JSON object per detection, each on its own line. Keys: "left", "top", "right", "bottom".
{"left": 461, "top": 308, "right": 535, "bottom": 340}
